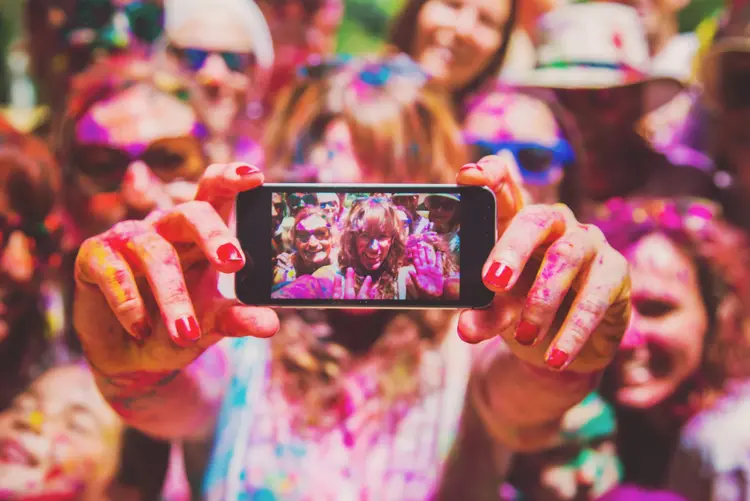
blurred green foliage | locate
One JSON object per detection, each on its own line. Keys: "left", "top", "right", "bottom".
{"left": 337, "top": 0, "right": 405, "bottom": 54}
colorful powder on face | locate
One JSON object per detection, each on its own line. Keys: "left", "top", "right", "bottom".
{"left": 28, "top": 410, "right": 45, "bottom": 432}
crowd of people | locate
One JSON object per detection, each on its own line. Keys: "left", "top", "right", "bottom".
{"left": 0, "top": 0, "right": 749, "bottom": 500}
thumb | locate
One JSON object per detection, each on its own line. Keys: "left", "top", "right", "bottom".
{"left": 214, "top": 303, "right": 280, "bottom": 339}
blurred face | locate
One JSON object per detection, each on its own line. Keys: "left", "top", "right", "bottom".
{"left": 465, "top": 91, "right": 566, "bottom": 204}
{"left": 0, "top": 366, "right": 121, "bottom": 500}
{"left": 287, "top": 193, "right": 319, "bottom": 217}
{"left": 426, "top": 196, "right": 459, "bottom": 232}
{"left": 306, "top": 119, "right": 367, "bottom": 183}
{"left": 259, "top": 0, "right": 344, "bottom": 92}
{"left": 168, "top": 10, "right": 259, "bottom": 134}
{"left": 71, "top": 83, "right": 203, "bottom": 237}
{"left": 396, "top": 207, "right": 413, "bottom": 239}
{"left": 556, "top": 87, "right": 646, "bottom": 196}
{"left": 60, "top": 0, "right": 164, "bottom": 74}
{"left": 294, "top": 215, "right": 332, "bottom": 266}
{"left": 615, "top": 233, "right": 707, "bottom": 409}
{"left": 413, "top": 0, "right": 510, "bottom": 91}
{"left": 272, "top": 192, "right": 285, "bottom": 227}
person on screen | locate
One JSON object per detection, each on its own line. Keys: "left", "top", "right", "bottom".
{"left": 425, "top": 194, "right": 461, "bottom": 256}
{"left": 273, "top": 207, "right": 335, "bottom": 289}
{"left": 317, "top": 193, "right": 343, "bottom": 224}
{"left": 273, "top": 197, "right": 452, "bottom": 301}
{"left": 392, "top": 194, "right": 431, "bottom": 236}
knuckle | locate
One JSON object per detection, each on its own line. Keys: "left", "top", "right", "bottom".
{"left": 548, "top": 237, "right": 584, "bottom": 266}
{"left": 112, "top": 296, "right": 145, "bottom": 319}
{"left": 525, "top": 286, "right": 555, "bottom": 314}
{"left": 563, "top": 320, "right": 591, "bottom": 348}
{"left": 579, "top": 223, "right": 606, "bottom": 244}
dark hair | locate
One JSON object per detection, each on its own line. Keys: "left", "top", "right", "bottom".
{"left": 389, "top": 0, "right": 519, "bottom": 104}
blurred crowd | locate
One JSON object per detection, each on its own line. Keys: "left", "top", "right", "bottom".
{"left": 0, "top": 0, "right": 750, "bottom": 500}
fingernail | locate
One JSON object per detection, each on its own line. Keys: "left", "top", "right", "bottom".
{"left": 131, "top": 319, "right": 152, "bottom": 340}
{"left": 459, "top": 163, "right": 483, "bottom": 173}
{"left": 175, "top": 316, "right": 201, "bottom": 342}
{"left": 546, "top": 348, "right": 569, "bottom": 370}
{"left": 484, "top": 262, "right": 513, "bottom": 290}
{"left": 515, "top": 320, "right": 539, "bottom": 346}
{"left": 217, "top": 243, "right": 243, "bottom": 263}
{"left": 236, "top": 165, "right": 260, "bottom": 176}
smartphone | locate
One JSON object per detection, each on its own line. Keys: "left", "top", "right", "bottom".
{"left": 235, "top": 184, "right": 497, "bottom": 309}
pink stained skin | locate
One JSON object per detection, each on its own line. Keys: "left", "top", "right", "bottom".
{"left": 72, "top": 157, "right": 630, "bottom": 452}
{"left": 0, "top": 366, "right": 122, "bottom": 501}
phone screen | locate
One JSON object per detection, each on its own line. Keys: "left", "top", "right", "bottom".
{"left": 236, "top": 184, "right": 496, "bottom": 309}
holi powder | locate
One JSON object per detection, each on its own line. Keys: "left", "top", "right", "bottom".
{"left": 28, "top": 410, "right": 45, "bottom": 432}
{"left": 90, "top": 244, "right": 129, "bottom": 304}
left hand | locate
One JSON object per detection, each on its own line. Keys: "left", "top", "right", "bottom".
{"left": 408, "top": 243, "right": 445, "bottom": 298}
{"left": 456, "top": 155, "right": 631, "bottom": 373}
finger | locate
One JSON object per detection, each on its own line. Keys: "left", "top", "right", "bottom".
{"left": 418, "top": 244, "right": 428, "bottom": 267}
{"left": 345, "top": 267, "right": 356, "bottom": 299}
{"left": 194, "top": 163, "right": 264, "bottom": 222}
{"left": 75, "top": 237, "right": 150, "bottom": 341}
{"left": 515, "top": 226, "right": 598, "bottom": 347}
{"left": 215, "top": 304, "right": 280, "bottom": 338}
{"left": 111, "top": 232, "right": 200, "bottom": 347}
{"left": 456, "top": 152, "right": 528, "bottom": 230}
{"left": 546, "top": 248, "right": 630, "bottom": 371}
{"left": 482, "top": 204, "right": 572, "bottom": 292}
{"left": 333, "top": 273, "right": 344, "bottom": 300}
{"left": 357, "top": 275, "right": 373, "bottom": 300}
{"left": 151, "top": 200, "right": 245, "bottom": 273}
{"left": 457, "top": 299, "right": 519, "bottom": 344}
{"left": 436, "top": 252, "right": 444, "bottom": 272}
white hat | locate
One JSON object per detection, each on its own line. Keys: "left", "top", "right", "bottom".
{"left": 164, "top": 0, "right": 274, "bottom": 69}
{"left": 515, "top": 3, "right": 683, "bottom": 109}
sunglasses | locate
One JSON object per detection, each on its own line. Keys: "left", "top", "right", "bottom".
{"left": 425, "top": 197, "right": 458, "bottom": 211}
{"left": 320, "top": 200, "right": 339, "bottom": 210}
{"left": 473, "top": 140, "right": 574, "bottom": 185}
{"left": 65, "top": 0, "right": 164, "bottom": 44}
{"left": 70, "top": 136, "right": 206, "bottom": 193}
{"left": 296, "top": 227, "right": 331, "bottom": 243}
{"left": 168, "top": 45, "right": 256, "bottom": 73}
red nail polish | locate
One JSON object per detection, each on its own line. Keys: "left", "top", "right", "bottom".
{"left": 515, "top": 320, "right": 539, "bottom": 346}
{"left": 131, "top": 319, "right": 152, "bottom": 340}
{"left": 546, "top": 349, "right": 569, "bottom": 370}
{"left": 236, "top": 165, "right": 259, "bottom": 176}
{"left": 175, "top": 316, "right": 201, "bottom": 342}
{"left": 459, "top": 163, "right": 483, "bottom": 173}
{"left": 217, "top": 243, "right": 243, "bottom": 263}
{"left": 484, "top": 262, "right": 513, "bottom": 289}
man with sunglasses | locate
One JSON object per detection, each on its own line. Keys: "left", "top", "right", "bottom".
{"left": 392, "top": 193, "right": 431, "bottom": 236}
{"left": 517, "top": 3, "right": 716, "bottom": 210}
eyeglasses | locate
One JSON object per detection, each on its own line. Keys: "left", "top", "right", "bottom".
{"left": 425, "top": 197, "right": 458, "bottom": 211}
{"left": 70, "top": 136, "right": 206, "bottom": 193}
{"left": 168, "top": 44, "right": 257, "bottom": 73}
{"left": 296, "top": 227, "right": 331, "bottom": 243}
{"left": 65, "top": 0, "right": 164, "bottom": 45}
{"left": 472, "top": 140, "right": 574, "bottom": 185}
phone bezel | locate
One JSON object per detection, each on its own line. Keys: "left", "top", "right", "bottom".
{"left": 235, "top": 183, "right": 497, "bottom": 309}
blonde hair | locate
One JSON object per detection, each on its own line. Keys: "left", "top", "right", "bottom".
{"left": 264, "top": 54, "right": 468, "bottom": 183}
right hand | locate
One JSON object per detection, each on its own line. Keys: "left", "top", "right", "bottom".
{"left": 73, "top": 163, "right": 280, "bottom": 376}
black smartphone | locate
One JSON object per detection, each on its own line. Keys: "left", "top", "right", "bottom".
{"left": 235, "top": 184, "right": 497, "bottom": 309}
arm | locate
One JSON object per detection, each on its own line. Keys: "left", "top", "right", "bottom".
{"left": 469, "top": 339, "right": 598, "bottom": 452}
{"left": 91, "top": 342, "right": 232, "bottom": 441}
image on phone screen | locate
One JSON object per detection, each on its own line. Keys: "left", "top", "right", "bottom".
{"left": 235, "top": 184, "right": 496, "bottom": 309}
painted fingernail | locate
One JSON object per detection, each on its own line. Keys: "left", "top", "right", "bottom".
{"left": 459, "top": 163, "right": 483, "bottom": 173}
{"left": 131, "top": 319, "right": 152, "bottom": 340}
{"left": 484, "top": 262, "right": 513, "bottom": 290}
{"left": 546, "top": 349, "right": 569, "bottom": 370}
{"left": 515, "top": 320, "right": 539, "bottom": 346}
{"left": 236, "top": 165, "right": 260, "bottom": 176}
{"left": 175, "top": 316, "right": 201, "bottom": 342}
{"left": 217, "top": 243, "right": 243, "bottom": 263}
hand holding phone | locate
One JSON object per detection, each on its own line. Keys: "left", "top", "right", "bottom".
{"left": 235, "top": 184, "right": 498, "bottom": 309}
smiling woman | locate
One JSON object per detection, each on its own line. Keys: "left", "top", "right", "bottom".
{"left": 0, "top": 365, "right": 123, "bottom": 501}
